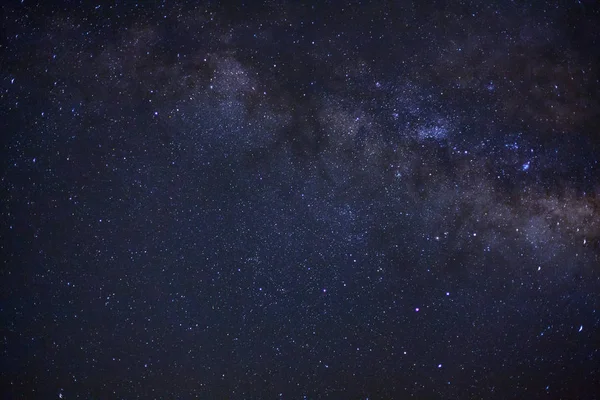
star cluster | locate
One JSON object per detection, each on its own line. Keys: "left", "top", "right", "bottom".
{"left": 2, "top": 1, "right": 600, "bottom": 398}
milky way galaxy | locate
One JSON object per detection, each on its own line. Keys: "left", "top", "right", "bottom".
{"left": 2, "top": 1, "right": 600, "bottom": 398}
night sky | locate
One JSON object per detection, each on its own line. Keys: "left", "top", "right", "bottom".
{"left": 2, "top": 1, "right": 600, "bottom": 398}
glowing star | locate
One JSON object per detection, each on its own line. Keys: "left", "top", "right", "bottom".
{"left": 415, "top": 307, "right": 420, "bottom": 312}
{"left": 522, "top": 161, "right": 530, "bottom": 171}
{"left": 579, "top": 325, "right": 583, "bottom": 332}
